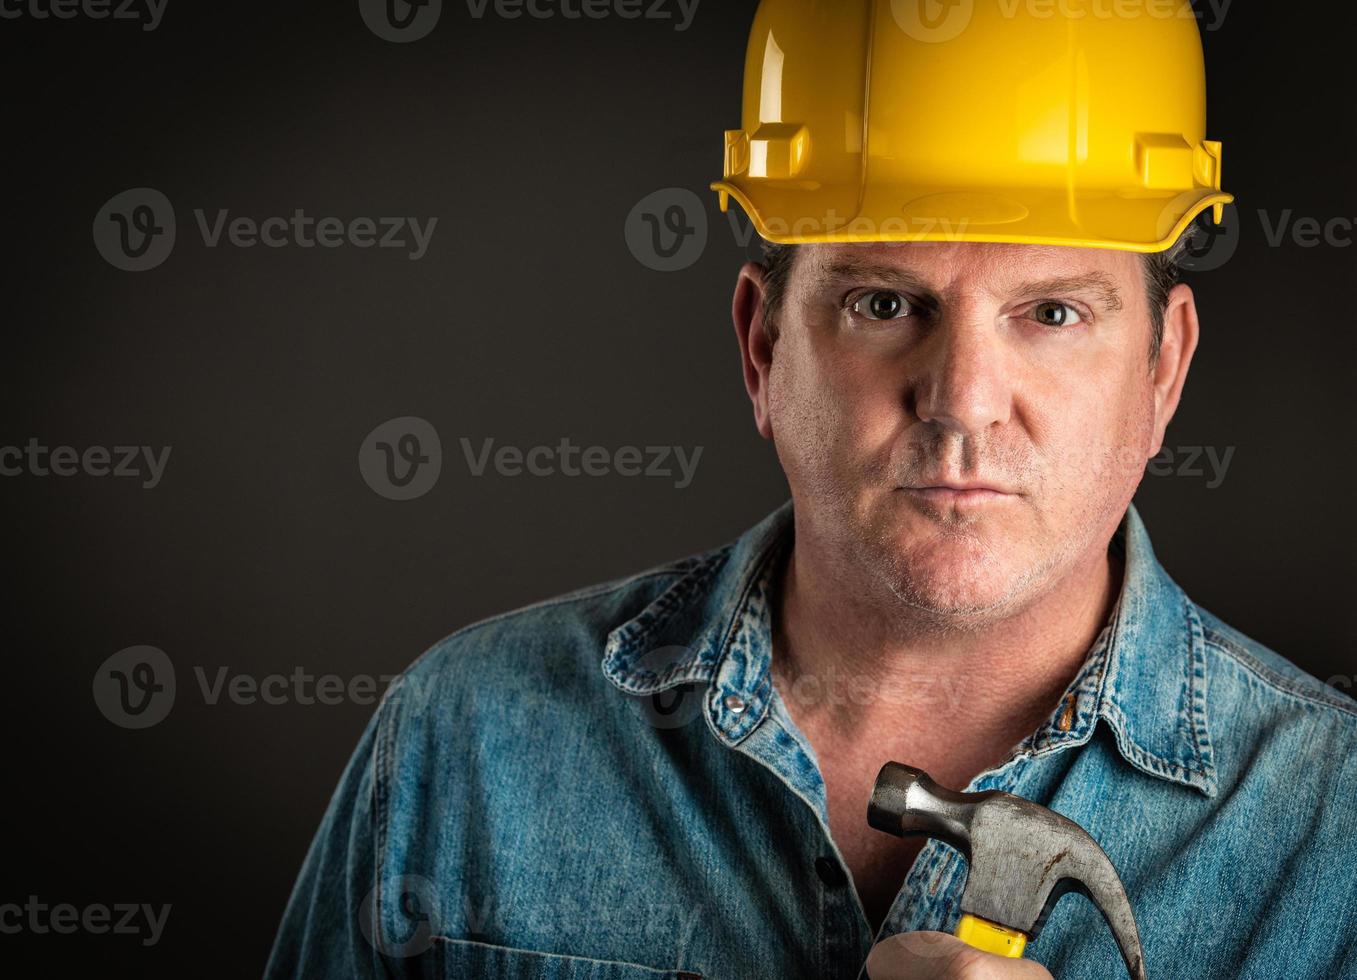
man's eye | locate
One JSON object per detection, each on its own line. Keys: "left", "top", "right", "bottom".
{"left": 851, "top": 291, "right": 912, "bottom": 320}
{"left": 1032, "top": 302, "right": 1084, "bottom": 327}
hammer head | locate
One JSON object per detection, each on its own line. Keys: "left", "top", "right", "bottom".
{"left": 868, "top": 762, "right": 1147, "bottom": 980}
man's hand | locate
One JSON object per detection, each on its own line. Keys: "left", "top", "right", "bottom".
{"left": 865, "top": 932, "right": 1056, "bottom": 980}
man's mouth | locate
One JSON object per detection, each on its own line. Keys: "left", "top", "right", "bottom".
{"left": 899, "top": 480, "right": 1019, "bottom": 508}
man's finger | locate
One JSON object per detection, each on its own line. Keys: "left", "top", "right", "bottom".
{"left": 865, "top": 931, "right": 1056, "bottom": 980}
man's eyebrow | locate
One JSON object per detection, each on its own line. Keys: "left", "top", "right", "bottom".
{"left": 813, "top": 260, "right": 934, "bottom": 294}
{"left": 810, "top": 262, "right": 1125, "bottom": 312}
{"left": 1009, "top": 272, "right": 1125, "bottom": 311}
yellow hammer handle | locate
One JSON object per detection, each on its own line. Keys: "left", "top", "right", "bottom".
{"left": 955, "top": 913, "right": 1028, "bottom": 958}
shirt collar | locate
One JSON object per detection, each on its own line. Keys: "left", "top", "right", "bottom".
{"left": 603, "top": 499, "right": 1217, "bottom": 798}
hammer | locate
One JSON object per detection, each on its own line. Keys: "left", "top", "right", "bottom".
{"left": 867, "top": 763, "right": 1147, "bottom": 980}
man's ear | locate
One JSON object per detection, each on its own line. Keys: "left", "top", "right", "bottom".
{"left": 1147, "top": 281, "right": 1201, "bottom": 457}
{"left": 733, "top": 261, "right": 777, "bottom": 440}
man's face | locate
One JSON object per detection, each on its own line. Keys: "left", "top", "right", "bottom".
{"left": 758, "top": 241, "right": 1187, "bottom": 623}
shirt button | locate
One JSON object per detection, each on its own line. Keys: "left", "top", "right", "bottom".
{"left": 815, "top": 856, "right": 848, "bottom": 888}
{"left": 722, "top": 694, "right": 747, "bottom": 714}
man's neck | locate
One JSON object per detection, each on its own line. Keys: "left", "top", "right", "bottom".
{"left": 770, "top": 521, "right": 1125, "bottom": 767}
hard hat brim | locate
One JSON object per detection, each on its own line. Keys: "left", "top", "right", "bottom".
{"left": 713, "top": 180, "right": 1232, "bottom": 254}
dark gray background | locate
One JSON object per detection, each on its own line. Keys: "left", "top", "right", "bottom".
{"left": 1, "top": 0, "right": 1353, "bottom": 975}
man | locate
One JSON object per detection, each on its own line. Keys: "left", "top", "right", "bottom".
{"left": 267, "top": 3, "right": 1357, "bottom": 978}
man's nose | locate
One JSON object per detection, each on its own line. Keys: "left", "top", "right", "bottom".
{"left": 909, "top": 315, "right": 1013, "bottom": 436}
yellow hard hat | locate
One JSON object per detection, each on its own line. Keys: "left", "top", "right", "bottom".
{"left": 712, "top": 0, "right": 1233, "bottom": 252}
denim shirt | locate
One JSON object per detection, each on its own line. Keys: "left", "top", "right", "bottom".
{"left": 266, "top": 500, "right": 1357, "bottom": 979}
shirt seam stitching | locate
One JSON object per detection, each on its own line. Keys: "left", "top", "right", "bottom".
{"left": 1185, "top": 600, "right": 1216, "bottom": 772}
{"left": 605, "top": 551, "right": 733, "bottom": 689}
{"left": 402, "top": 566, "right": 702, "bottom": 684}
{"left": 427, "top": 936, "right": 688, "bottom": 975}
{"left": 1204, "top": 629, "right": 1357, "bottom": 718}
{"left": 706, "top": 535, "right": 790, "bottom": 743}
{"left": 625, "top": 551, "right": 731, "bottom": 648}
{"left": 372, "top": 677, "right": 399, "bottom": 963}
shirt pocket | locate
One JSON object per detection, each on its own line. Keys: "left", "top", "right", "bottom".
{"left": 433, "top": 937, "right": 702, "bottom": 979}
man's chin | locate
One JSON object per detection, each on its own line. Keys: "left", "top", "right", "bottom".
{"left": 885, "top": 577, "right": 1023, "bottom": 620}
{"left": 867, "top": 519, "right": 1033, "bottom": 619}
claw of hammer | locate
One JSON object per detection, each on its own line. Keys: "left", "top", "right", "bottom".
{"left": 868, "top": 762, "right": 1147, "bottom": 980}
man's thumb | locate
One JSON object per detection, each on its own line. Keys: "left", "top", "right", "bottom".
{"left": 865, "top": 931, "right": 1055, "bottom": 979}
